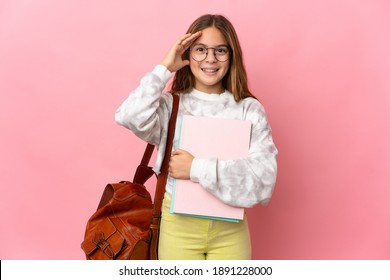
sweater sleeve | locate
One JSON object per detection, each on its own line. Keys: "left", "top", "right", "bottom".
{"left": 115, "top": 65, "right": 173, "bottom": 147}
{"left": 189, "top": 101, "right": 278, "bottom": 208}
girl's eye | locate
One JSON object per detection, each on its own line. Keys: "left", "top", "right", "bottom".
{"left": 216, "top": 48, "right": 228, "bottom": 54}
{"left": 196, "top": 47, "right": 206, "bottom": 52}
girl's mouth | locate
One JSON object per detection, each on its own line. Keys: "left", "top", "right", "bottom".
{"left": 201, "top": 68, "right": 219, "bottom": 73}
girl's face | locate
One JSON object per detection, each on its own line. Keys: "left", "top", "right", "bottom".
{"left": 189, "top": 27, "right": 230, "bottom": 94}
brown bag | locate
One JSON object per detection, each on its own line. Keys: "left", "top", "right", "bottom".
{"left": 81, "top": 94, "right": 179, "bottom": 260}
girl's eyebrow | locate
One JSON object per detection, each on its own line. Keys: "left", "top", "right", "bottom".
{"left": 193, "top": 43, "right": 229, "bottom": 48}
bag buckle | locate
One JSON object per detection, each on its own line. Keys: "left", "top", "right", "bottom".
{"left": 93, "top": 232, "right": 115, "bottom": 259}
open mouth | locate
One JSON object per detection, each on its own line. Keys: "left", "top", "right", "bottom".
{"left": 201, "top": 68, "right": 219, "bottom": 73}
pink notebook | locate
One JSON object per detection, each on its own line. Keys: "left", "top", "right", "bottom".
{"left": 170, "top": 115, "right": 251, "bottom": 222}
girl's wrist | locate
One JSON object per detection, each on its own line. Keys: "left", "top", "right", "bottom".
{"left": 160, "top": 61, "right": 170, "bottom": 71}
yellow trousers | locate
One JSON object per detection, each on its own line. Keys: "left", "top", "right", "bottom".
{"left": 158, "top": 193, "right": 252, "bottom": 260}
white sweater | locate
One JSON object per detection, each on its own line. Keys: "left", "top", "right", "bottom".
{"left": 115, "top": 65, "right": 278, "bottom": 208}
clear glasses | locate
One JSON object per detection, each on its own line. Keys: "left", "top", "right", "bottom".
{"left": 190, "top": 44, "right": 230, "bottom": 62}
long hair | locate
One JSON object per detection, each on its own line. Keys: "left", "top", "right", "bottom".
{"left": 170, "top": 14, "right": 255, "bottom": 102}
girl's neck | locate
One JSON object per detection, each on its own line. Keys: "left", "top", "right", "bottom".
{"left": 193, "top": 84, "right": 224, "bottom": 94}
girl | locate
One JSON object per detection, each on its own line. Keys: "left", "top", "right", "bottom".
{"left": 115, "top": 14, "right": 278, "bottom": 260}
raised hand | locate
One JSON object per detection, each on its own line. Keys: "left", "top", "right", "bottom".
{"left": 161, "top": 31, "right": 202, "bottom": 73}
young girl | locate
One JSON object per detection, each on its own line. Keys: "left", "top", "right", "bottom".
{"left": 115, "top": 14, "right": 278, "bottom": 260}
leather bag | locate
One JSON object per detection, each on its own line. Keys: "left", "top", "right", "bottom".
{"left": 81, "top": 94, "right": 179, "bottom": 260}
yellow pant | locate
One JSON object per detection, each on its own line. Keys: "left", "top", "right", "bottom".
{"left": 158, "top": 193, "right": 252, "bottom": 260}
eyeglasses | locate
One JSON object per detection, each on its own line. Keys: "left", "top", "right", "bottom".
{"left": 190, "top": 44, "right": 230, "bottom": 62}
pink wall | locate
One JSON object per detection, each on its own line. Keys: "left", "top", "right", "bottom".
{"left": 1, "top": 0, "right": 389, "bottom": 259}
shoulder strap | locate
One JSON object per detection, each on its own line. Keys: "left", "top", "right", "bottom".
{"left": 153, "top": 93, "right": 179, "bottom": 210}
{"left": 149, "top": 93, "right": 179, "bottom": 260}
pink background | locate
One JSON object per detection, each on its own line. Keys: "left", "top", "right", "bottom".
{"left": 1, "top": 0, "right": 389, "bottom": 259}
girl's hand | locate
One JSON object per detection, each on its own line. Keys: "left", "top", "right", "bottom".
{"left": 169, "top": 149, "right": 194, "bottom": 179}
{"left": 161, "top": 32, "right": 202, "bottom": 73}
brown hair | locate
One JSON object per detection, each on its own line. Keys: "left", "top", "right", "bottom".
{"left": 170, "top": 14, "right": 255, "bottom": 102}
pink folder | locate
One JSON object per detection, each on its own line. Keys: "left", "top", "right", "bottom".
{"left": 170, "top": 115, "right": 251, "bottom": 222}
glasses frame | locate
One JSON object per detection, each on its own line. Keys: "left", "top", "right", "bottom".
{"left": 190, "top": 45, "right": 230, "bottom": 62}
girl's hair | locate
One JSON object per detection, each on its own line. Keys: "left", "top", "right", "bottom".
{"left": 170, "top": 14, "right": 256, "bottom": 102}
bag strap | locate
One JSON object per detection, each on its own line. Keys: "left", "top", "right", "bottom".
{"left": 140, "top": 143, "right": 155, "bottom": 166}
{"left": 149, "top": 93, "right": 179, "bottom": 259}
{"left": 132, "top": 142, "right": 155, "bottom": 186}
{"left": 154, "top": 93, "right": 179, "bottom": 209}
{"left": 132, "top": 94, "right": 179, "bottom": 259}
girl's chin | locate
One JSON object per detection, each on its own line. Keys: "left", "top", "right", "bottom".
{"left": 198, "top": 75, "right": 223, "bottom": 84}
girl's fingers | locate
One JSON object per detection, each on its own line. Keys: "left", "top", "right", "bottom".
{"left": 178, "top": 31, "right": 202, "bottom": 50}
{"left": 185, "top": 31, "right": 202, "bottom": 45}
{"left": 176, "top": 33, "right": 192, "bottom": 46}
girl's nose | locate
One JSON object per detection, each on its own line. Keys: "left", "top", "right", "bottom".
{"left": 205, "top": 49, "right": 217, "bottom": 63}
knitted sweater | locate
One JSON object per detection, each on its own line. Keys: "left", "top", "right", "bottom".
{"left": 115, "top": 65, "right": 278, "bottom": 208}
